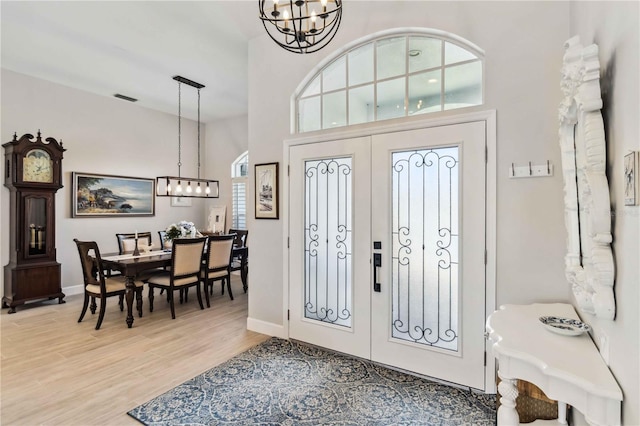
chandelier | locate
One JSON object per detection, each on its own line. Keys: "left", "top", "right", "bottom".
{"left": 156, "top": 76, "right": 219, "bottom": 198}
{"left": 259, "top": 0, "right": 342, "bottom": 54}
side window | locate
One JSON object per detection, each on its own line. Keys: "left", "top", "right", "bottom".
{"left": 296, "top": 31, "right": 483, "bottom": 133}
{"left": 231, "top": 152, "right": 248, "bottom": 229}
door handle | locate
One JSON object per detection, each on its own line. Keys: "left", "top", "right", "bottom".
{"left": 373, "top": 253, "right": 381, "bottom": 292}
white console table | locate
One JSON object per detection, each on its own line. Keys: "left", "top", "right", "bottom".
{"left": 486, "top": 303, "right": 622, "bottom": 426}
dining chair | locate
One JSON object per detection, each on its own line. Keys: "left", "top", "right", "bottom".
{"left": 228, "top": 228, "right": 248, "bottom": 292}
{"left": 202, "top": 234, "right": 236, "bottom": 306}
{"left": 146, "top": 237, "right": 207, "bottom": 319}
{"left": 73, "top": 238, "right": 144, "bottom": 330}
{"left": 116, "top": 232, "right": 153, "bottom": 254}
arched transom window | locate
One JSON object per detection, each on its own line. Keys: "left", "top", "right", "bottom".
{"left": 296, "top": 30, "right": 484, "bottom": 133}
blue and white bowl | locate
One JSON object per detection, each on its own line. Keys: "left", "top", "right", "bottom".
{"left": 539, "top": 316, "right": 591, "bottom": 336}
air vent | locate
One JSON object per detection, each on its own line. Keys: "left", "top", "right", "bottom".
{"left": 114, "top": 94, "right": 138, "bottom": 102}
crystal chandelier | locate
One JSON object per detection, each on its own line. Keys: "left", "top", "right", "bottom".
{"left": 259, "top": 0, "right": 342, "bottom": 54}
{"left": 156, "top": 76, "right": 219, "bottom": 198}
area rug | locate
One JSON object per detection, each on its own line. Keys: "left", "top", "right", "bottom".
{"left": 128, "top": 337, "right": 495, "bottom": 425}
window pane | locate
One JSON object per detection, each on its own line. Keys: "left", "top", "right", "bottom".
{"left": 348, "top": 43, "right": 374, "bottom": 86}
{"left": 323, "top": 56, "right": 346, "bottom": 92}
{"left": 299, "top": 96, "right": 321, "bottom": 132}
{"left": 349, "top": 84, "right": 374, "bottom": 125}
{"left": 391, "top": 147, "right": 460, "bottom": 351}
{"left": 376, "top": 77, "right": 406, "bottom": 121}
{"left": 323, "top": 90, "right": 346, "bottom": 129}
{"left": 409, "top": 37, "right": 441, "bottom": 73}
{"left": 445, "top": 42, "right": 477, "bottom": 65}
{"left": 301, "top": 74, "right": 321, "bottom": 98}
{"left": 408, "top": 70, "right": 441, "bottom": 115}
{"left": 232, "top": 181, "right": 246, "bottom": 229}
{"left": 444, "top": 60, "right": 482, "bottom": 110}
{"left": 377, "top": 36, "right": 406, "bottom": 80}
{"left": 304, "top": 157, "right": 353, "bottom": 328}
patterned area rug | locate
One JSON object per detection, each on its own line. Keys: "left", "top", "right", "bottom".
{"left": 128, "top": 338, "right": 495, "bottom": 425}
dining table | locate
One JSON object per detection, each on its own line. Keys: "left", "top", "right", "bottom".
{"left": 101, "top": 244, "right": 248, "bottom": 328}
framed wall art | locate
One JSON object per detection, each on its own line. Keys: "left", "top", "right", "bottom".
{"left": 255, "top": 162, "right": 279, "bottom": 219}
{"left": 171, "top": 196, "right": 192, "bottom": 207}
{"left": 207, "top": 206, "right": 226, "bottom": 233}
{"left": 72, "top": 172, "right": 155, "bottom": 217}
{"left": 624, "top": 151, "right": 637, "bottom": 206}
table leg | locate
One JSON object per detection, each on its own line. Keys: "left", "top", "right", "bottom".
{"left": 497, "top": 372, "right": 520, "bottom": 425}
{"left": 124, "top": 275, "right": 135, "bottom": 328}
{"left": 558, "top": 402, "right": 567, "bottom": 424}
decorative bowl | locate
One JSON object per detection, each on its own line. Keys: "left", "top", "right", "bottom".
{"left": 539, "top": 316, "right": 591, "bottom": 336}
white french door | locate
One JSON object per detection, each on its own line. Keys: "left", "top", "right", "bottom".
{"left": 289, "top": 136, "right": 372, "bottom": 359}
{"left": 288, "top": 122, "right": 487, "bottom": 389}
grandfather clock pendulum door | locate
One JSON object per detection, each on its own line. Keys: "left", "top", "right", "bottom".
{"left": 3, "top": 131, "right": 65, "bottom": 313}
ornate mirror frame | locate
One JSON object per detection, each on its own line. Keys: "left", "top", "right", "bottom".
{"left": 559, "top": 36, "right": 615, "bottom": 320}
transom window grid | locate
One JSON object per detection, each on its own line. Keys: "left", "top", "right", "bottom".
{"left": 297, "top": 35, "right": 483, "bottom": 133}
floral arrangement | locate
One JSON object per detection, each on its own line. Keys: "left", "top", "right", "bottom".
{"left": 164, "top": 220, "right": 197, "bottom": 240}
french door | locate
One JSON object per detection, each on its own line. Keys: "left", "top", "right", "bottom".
{"left": 288, "top": 122, "right": 487, "bottom": 389}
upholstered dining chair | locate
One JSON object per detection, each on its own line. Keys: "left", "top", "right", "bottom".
{"left": 145, "top": 237, "right": 207, "bottom": 319}
{"left": 116, "top": 232, "right": 153, "bottom": 254}
{"left": 202, "top": 234, "right": 236, "bottom": 306}
{"left": 73, "top": 238, "right": 144, "bottom": 330}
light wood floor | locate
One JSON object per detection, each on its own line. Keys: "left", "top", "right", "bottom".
{"left": 0, "top": 276, "right": 269, "bottom": 425}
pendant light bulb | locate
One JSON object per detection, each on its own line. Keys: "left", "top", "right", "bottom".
{"left": 196, "top": 182, "right": 202, "bottom": 194}
{"left": 176, "top": 180, "right": 183, "bottom": 193}
{"left": 205, "top": 182, "right": 211, "bottom": 194}
{"left": 166, "top": 178, "right": 171, "bottom": 193}
{"left": 186, "top": 181, "right": 192, "bottom": 193}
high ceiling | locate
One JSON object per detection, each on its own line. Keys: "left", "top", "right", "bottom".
{"left": 1, "top": 1, "right": 266, "bottom": 122}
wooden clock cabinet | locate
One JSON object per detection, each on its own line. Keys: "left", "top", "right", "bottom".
{"left": 3, "top": 131, "right": 65, "bottom": 313}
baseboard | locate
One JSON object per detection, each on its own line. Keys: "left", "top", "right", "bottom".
{"left": 61, "top": 284, "right": 84, "bottom": 296}
{"left": 247, "top": 317, "right": 286, "bottom": 339}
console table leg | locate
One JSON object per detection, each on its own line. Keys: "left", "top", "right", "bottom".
{"left": 497, "top": 372, "right": 520, "bottom": 425}
{"left": 558, "top": 402, "right": 567, "bottom": 424}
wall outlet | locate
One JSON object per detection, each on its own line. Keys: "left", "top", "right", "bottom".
{"left": 599, "top": 334, "right": 610, "bottom": 365}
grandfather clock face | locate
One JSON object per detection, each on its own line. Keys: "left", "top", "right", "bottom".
{"left": 23, "top": 148, "right": 53, "bottom": 183}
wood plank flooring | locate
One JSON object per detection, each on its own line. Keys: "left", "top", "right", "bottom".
{"left": 1, "top": 276, "right": 269, "bottom": 425}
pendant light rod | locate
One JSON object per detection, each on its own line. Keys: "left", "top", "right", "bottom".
{"left": 157, "top": 76, "right": 218, "bottom": 199}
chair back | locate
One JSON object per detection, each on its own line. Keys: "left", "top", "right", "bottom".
{"left": 228, "top": 229, "right": 248, "bottom": 247}
{"left": 206, "top": 234, "right": 235, "bottom": 270}
{"left": 116, "top": 232, "right": 153, "bottom": 254}
{"left": 158, "top": 230, "right": 167, "bottom": 244}
{"left": 73, "top": 238, "right": 106, "bottom": 291}
{"left": 171, "top": 237, "right": 207, "bottom": 280}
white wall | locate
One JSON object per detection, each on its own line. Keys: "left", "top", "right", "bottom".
{"left": 1, "top": 70, "right": 209, "bottom": 295}
{"left": 569, "top": 2, "right": 640, "bottom": 424}
{"left": 247, "top": 1, "right": 571, "bottom": 330}
{"left": 204, "top": 115, "right": 248, "bottom": 233}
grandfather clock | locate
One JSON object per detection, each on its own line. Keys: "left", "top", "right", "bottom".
{"left": 3, "top": 131, "right": 65, "bottom": 313}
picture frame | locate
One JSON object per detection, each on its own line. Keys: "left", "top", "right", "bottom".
{"left": 72, "top": 172, "right": 155, "bottom": 217}
{"left": 624, "top": 151, "right": 637, "bottom": 206}
{"left": 255, "top": 162, "right": 279, "bottom": 219}
{"left": 207, "top": 206, "right": 226, "bottom": 233}
{"left": 171, "top": 196, "right": 192, "bottom": 207}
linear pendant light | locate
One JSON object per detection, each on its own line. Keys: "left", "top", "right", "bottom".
{"left": 156, "top": 75, "right": 219, "bottom": 198}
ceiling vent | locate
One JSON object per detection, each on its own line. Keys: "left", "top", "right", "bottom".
{"left": 114, "top": 93, "right": 138, "bottom": 102}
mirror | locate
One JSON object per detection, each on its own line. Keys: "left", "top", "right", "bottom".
{"left": 559, "top": 36, "right": 615, "bottom": 320}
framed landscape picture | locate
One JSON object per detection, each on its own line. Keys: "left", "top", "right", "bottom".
{"left": 255, "top": 162, "right": 279, "bottom": 219}
{"left": 72, "top": 172, "right": 155, "bottom": 217}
